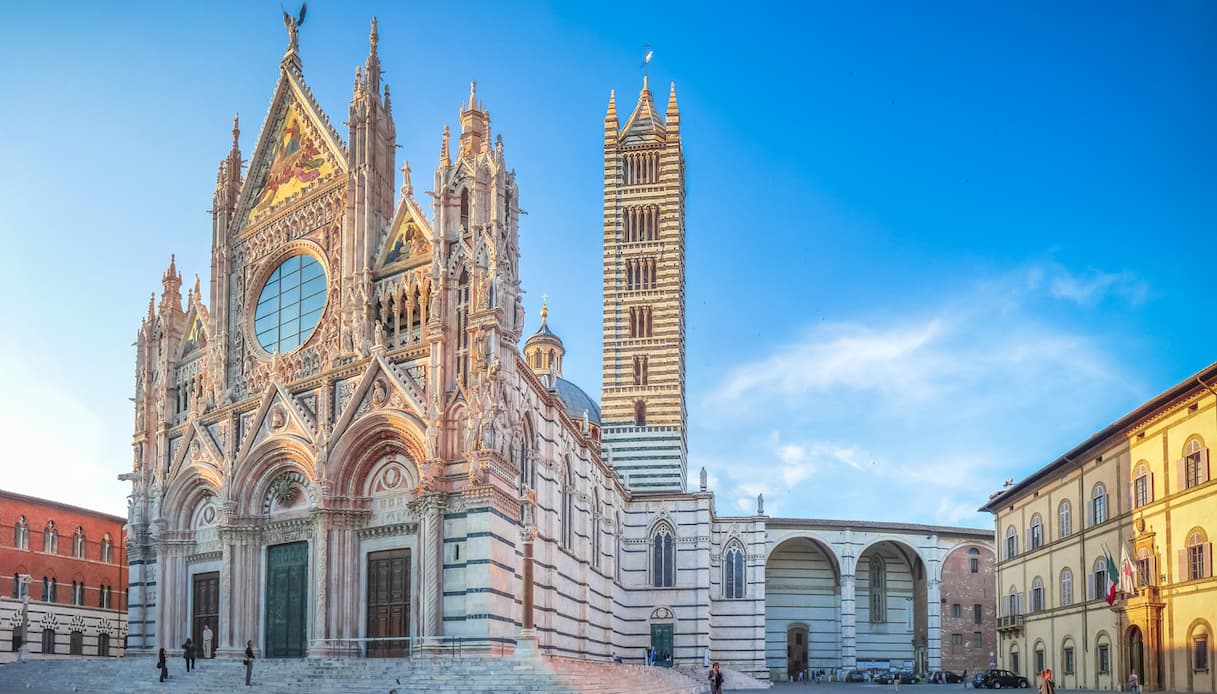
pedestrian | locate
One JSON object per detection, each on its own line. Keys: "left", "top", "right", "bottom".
{"left": 244, "top": 640, "right": 255, "bottom": 686}
{"left": 963, "top": 669, "right": 969, "bottom": 688}
{"left": 1129, "top": 671, "right": 1140, "bottom": 694}
{"left": 703, "top": 647, "right": 711, "bottom": 668}
{"left": 181, "top": 637, "right": 195, "bottom": 672}
{"left": 894, "top": 671, "right": 901, "bottom": 693}
{"left": 709, "top": 661, "right": 725, "bottom": 694}
{"left": 202, "top": 623, "right": 213, "bottom": 660}
{"left": 1040, "top": 669, "right": 1055, "bottom": 694}
{"left": 157, "top": 647, "right": 169, "bottom": 682}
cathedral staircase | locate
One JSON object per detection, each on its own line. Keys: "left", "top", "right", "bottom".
{"left": 0, "top": 653, "right": 709, "bottom": 694}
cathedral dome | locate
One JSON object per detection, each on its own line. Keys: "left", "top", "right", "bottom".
{"left": 522, "top": 302, "right": 600, "bottom": 426}
{"left": 550, "top": 374, "right": 601, "bottom": 426}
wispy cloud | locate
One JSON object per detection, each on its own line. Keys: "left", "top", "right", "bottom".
{"left": 1029, "top": 262, "right": 1150, "bottom": 307}
{"left": 693, "top": 263, "right": 1144, "bottom": 528}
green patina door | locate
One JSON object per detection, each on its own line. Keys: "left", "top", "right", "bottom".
{"left": 265, "top": 542, "right": 308, "bottom": 658}
{"left": 650, "top": 623, "right": 674, "bottom": 667}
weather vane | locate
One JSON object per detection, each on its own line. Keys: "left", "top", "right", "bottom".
{"left": 641, "top": 43, "right": 653, "bottom": 77}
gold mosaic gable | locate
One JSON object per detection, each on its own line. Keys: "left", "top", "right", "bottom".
{"left": 246, "top": 100, "right": 339, "bottom": 223}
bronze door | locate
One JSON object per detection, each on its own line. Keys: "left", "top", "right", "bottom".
{"left": 366, "top": 549, "right": 410, "bottom": 657}
{"left": 265, "top": 542, "right": 308, "bottom": 658}
{"left": 192, "top": 572, "right": 219, "bottom": 658}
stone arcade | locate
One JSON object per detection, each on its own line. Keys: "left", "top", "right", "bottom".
{"left": 121, "top": 19, "right": 993, "bottom": 681}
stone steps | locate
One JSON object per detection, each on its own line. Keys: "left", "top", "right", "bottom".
{"left": 0, "top": 654, "right": 709, "bottom": 694}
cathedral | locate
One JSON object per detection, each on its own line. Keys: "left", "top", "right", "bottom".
{"left": 122, "top": 18, "right": 993, "bottom": 681}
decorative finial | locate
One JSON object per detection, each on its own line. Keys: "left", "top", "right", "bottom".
{"left": 193, "top": 274, "right": 201, "bottom": 300}
{"left": 540, "top": 293, "right": 549, "bottom": 320}
{"left": 231, "top": 114, "right": 240, "bottom": 149}
{"left": 699, "top": 467, "right": 707, "bottom": 491}
{"left": 667, "top": 81, "right": 679, "bottom": 113}
{"left": 370, "top": 16, "right": 379, "bottom": 51}
{"left": 440, "top": 125, "right": 451, "bottom": 166}
{"left": 147, "top": 293, "right": 156, "bottom": 321}
{"left": 467, "top": 81, "right": 478, "bottom": 111}
{"left": 400, "top": 160, "right": 413, "bottom": 198}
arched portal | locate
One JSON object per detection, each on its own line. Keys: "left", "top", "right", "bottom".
{"left": 1128, "top": 625, "right": 1144, "bottom": 688}
{"left": 765, "top": 537, "right": 840, "bottom": 680}
{"left": 856, "top": 540, "right": 928, "bottom": 674}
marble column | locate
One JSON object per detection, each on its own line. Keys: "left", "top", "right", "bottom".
{"left": 308, "top": 514, "right": 329, "bottom": 657}
{"left": 414, "top": 493, "right": 445, "bottom": 638}
{"left": 927, "top": 577, "right": 943, "bottom": 673}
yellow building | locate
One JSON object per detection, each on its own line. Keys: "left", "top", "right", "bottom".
{"left": 983, "top": 362, "right": 1217, "bottom": 692}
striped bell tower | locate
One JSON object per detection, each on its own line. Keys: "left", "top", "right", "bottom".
{"left": 600, "top": 77, "right": 687, "bottom": 491}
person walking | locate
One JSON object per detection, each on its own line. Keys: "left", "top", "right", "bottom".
{"left": 709, "top": 661, "right": 725, "bottom": 694}
{"left": 1128, "top": 671, "right": 1140, "bottom": 694}
{"left": 894, "top": 672, "right": 901, "bottom": 693}
{"left": 1040, "top": 669, "right": 1055, "bottom": 694}
{"left": 202, "top": 623, "right": 213, "bottom": 660}
{"left": 181, "top": 637, "right": 195, "bottom": 672}
{"left": 244, "top": 640, "right": 255, "bottom": 686}
{"left": 157, "top": 647, "right": 169, "bottom": 682}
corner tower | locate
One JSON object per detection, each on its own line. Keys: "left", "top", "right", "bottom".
{"left": 601, "top": 78, "right": 686, "bottom": 491}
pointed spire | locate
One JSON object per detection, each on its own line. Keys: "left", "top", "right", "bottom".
{"left": 466, "top": 81, "right": 479, "bottom": 112}
{"left": 230, "top": 114, "right": 241, "bottom": 156}
{"left": 147, "top": 293, "right": 156, "bottom": 322}
{"left": 163, "top": 254, "right": 178, "bottom": 282}
{"left": 440, "top": 125, "right": 451, "bottom": 166}
{"left": 666, "top": 81, "right": 679, "bottom": 113}
{"left": 605, "top": 90, "right": 618, "bottom": 122}
{"left": 641, "top": 74, "right": 650, "bottom": 96}
{"left": 193, "top": 274, "right": 202, "bottom": 301}
{"left": 400, "top": 160, "right": 413, "bottom": 198}
{"left": 364, "top": 17, "right": 381, "bottom": 94}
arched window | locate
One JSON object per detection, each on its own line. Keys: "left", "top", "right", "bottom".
{"left": 71, "top": 580, "right": 84, "bottom": 606}
{"left": 43, "top": 521, "right": 58, "bottom": 554}
{"left": 1190, "top": 623, "right": 1211, "bottom": 674}
{"left": 100, "top": 533, "right": 113, "bottom": 563}
{"left": 1133, "top": 463, "right": 1153, "bottom": 508}
{"left": 1060, "top": 567, "right": 1074, "bottom": 606}
{"left": 869, "top": 555, "right": 887, "bottom": 622}
{"left": 1059, "top": 500, "right": 1072, "bottom": 538}
{"left": 1184, "top": 529, "right": 1212, "bottom": 581}
{"left": 968, "top": 547, "right": 980, "bottom": 573}
{"left": 1029, "top": 514, "right": 1044, "bottom": 550}
{"left": 1005, "top": 526, "right": 1018, "bottom": 560}
{"left": 1136, "top": 547, "right": 1155, "bottom": 587}
{"left": 459, "top": 189, "right": 470, "bottom": 229}
{"left": 1182, "top": 438, "right": 1210, "bottom": 490}
{"left": 72, "top": 527, "right": 86, "bottom": 559}
{"left": 591, "top": 488, "right": 601, "bottom": 569}
{"left": 98, "top": 632, "right": 110, "bottom": 657}
{"left": 517, "top": 418, "right": 535, "bottom": 523}
{"left": 1030, "top": 577, "right": 1044, "bottom": 612}
{"left": 1091, "top": 483, "right": 1108, "bottom": 526}
{"left": 455, "top": 269, "right": 470, "bottom": 388}
{"left": 651, "top": 524, "right": 675, "bottom": 587}
{"left": 723, "top": 543, "right": 746, "bottom": 599}
{"left": 41, "top": 628, "right": 55, "bottom": 654}
{"left": 634, "top": 400, "right": 646, "bottom": 426}
{"left": 13, "top": 515, "right": 28, "bottom": 550}
{"left": 1062, "top": 637, "right": 1077, "bottom": 676}
{"left": 560, "top": 459, "right": 574, "bottom": 550}
{"left": 1006, "top": 586, "right": 1020, "bottom": 616}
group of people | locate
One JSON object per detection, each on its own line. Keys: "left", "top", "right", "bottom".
{"left": 153, "top": 624, "right": 257, "bottom": 686}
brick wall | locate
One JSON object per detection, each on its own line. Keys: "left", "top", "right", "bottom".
{"left": 940, "top": 542, "right": 997, "bottom": 674}
{"left": 0, "top": 490, "right": 127, "bottom": 612}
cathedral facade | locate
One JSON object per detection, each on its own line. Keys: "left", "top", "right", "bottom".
{"left": 122, "top": 20, "right": 992, "bottom": 681}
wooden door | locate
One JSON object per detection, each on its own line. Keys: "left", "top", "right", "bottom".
{"left": 366, "top": 549, "right": 410, "bottom": 657}
{"left": 192, "top": 571, "right": 219, "bottom": 658}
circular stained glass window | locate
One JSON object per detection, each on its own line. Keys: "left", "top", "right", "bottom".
{"left": 253, "top": 254, "right": 327, "bottom": 354}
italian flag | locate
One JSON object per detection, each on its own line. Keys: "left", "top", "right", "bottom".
{"left": 1105, "top": 548, "right": 1120, "bottom": 605}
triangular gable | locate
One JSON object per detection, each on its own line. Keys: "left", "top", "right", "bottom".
{"left": 619, "top": 91, "right": 666, "bottom": 145}
{"left": 374, "top": 197, "right": 433, "bottom": 275}
{"left": 168, "top": 418, "right": 225, "bottom": 481}
{"left": 236, "top": 379, "right": 319, "bottom": 462}
{"left": 176, "top": 308, "right": 208, "bottom": 360}
{"left": 330, "top": 352, "right": 426, "bottom": 442}
{"left": 232, "top": 67, "right": 348, "bottom": 231}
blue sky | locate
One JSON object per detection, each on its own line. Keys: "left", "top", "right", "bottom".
{"left": 0, "top": 1, "right": 1214, "bottom": 527}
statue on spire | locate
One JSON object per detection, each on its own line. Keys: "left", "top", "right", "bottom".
{"left": 282, "top": 2, "right": 307, "bottom": 55}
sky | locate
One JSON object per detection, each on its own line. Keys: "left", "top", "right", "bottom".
{"left": 0, "top": 1, "right": 1214, "bottom": 529}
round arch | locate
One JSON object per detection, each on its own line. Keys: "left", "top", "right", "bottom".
{"left": 162, "top": 462, "right": 223, "bottom": 531}
{"left": 328, "top": 409, "right": 427, "bottom": 498}
{"left": 231, "top": 435, "right": 317, "bottom": 516}
{"left": 937, "top": 541, "right": 994, "bottom": 583}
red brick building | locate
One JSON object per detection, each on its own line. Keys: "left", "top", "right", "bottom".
{"left": 939, "top": 542, "right": 997, "bottom": 675}
{"left": 1, "top": 489, "right": 127, "bottom": 658}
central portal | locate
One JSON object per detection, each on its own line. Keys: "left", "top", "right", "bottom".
{"left": 265, "top": 541, "right": 308, "bottom": 658}
{"left": 366, "top": 549, "right": 411, "bottom": 657}
{"left": 192, "top": 572, "right": 219, "bottom": 658}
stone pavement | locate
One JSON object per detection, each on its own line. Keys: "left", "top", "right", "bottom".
{"left": 0, "top": 654, "right": 713, "bottom": 693}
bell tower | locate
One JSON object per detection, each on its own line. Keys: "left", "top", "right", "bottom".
{"left": 600, "top": 77, "right": 687, "bottom": 491}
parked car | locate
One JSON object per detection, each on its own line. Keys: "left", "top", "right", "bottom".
{"left": 897, "top": 671, "right": 921, "bottom": 684}
{"left": 976, "top": 669, "right": 1030, "bottom": 689}
{"left": 875, "top": 672, "right": 896, "bottom": 685}
{"left": 930, "top": 671, "right": 964, "bottom": 684}
{"left": 846, "top": 670, "right": 867, "bottom": 683}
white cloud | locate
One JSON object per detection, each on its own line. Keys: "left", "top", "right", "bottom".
{"left": 694, "top": 264, "right": 1144, "bottom": 528}
{"left": 1043, "top": 263, "right": 1149, "bottom": 306}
